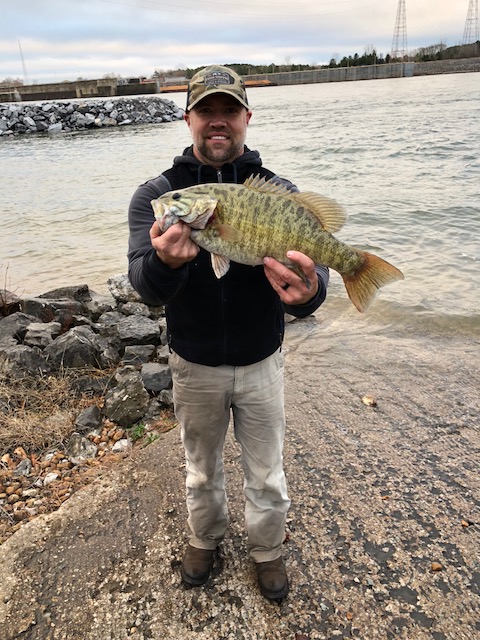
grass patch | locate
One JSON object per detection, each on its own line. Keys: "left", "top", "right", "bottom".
{"left": 0, "top": 370, "right": 97, "bottom": 453}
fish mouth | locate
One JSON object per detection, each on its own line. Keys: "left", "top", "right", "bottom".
{"left": 155, "top": 203, "right": 175, "bottom": 232}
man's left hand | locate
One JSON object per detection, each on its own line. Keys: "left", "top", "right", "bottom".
{"left": 263, "top": 251, "right": 318, "bottom": 305}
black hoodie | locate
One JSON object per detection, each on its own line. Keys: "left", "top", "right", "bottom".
{"left": 128, "top": 146, "right": 329, "bottom": 366}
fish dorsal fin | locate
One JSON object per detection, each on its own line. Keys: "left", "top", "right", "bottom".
{"left": 291, "top": 192, "right": 347, "bottom": 233}
{"left": 243, "top": 174, "right": 293, "bottom": 195}
{"left": 243, "top": 175, "right": 347, "bottom": 233}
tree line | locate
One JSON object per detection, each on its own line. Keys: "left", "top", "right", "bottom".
{"left": 2, "top": 42, "right": 478, "bottom": 87}
{"left": 171, "top": 42, "right": 480, "bottom": 80}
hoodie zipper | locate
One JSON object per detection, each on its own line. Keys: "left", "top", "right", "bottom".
{"left": 216, "top": 168, "right": 227, "bottom": 361}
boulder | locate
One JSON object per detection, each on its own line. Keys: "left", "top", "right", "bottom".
{"left": 103, "top": 368, "right": 150, "bottom": 427}
{"left": 44, "top": 326, "right": 104, "bottom": 369}
{"left": 74, "top": 405, "right": 103, "bottom": 434}
{"left": 0, "top": 344, "right": 50, "bottom": 376}
{"left": 24, "top": 321, "right": 62, "bottom": 349}
{"left": 141, "top": 362, "right": 172, "bottom": 394}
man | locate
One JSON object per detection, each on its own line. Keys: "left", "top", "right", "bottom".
{"left": 128, "top": 65, "right": 329, "bottom": 600}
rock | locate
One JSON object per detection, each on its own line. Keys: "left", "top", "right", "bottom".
{"left": 0, "top": 290, "right": 21, "bottom": 315}
{"left": 83, "top": 293, "right": 116, "bottom": 321}
{"left": 107, "top": 274, "right": 144, "bottom": 304}
{"left": 121, "top": 345, "right": 157, "bottom": 365}
{"left": 12, "top": 459, "right": 32, "bottom": 477}
{"left": 362, "top": 394, "right": 377, "bottom": 407}
{"left": 0, "top": 345, "right": 50, "bottom": 376}
{"left": 112, "top": 438, "right": 132, "bottom": 453}
{"left": 22, "top": 116, "right": 36, "bottom": 128}
{"left": 39, "top": 284, "right": 92, "bottom": 303}
{"left": 0, "top": 274, "right": 174, "bottom": 431}
{"left": 0, "top": 312, "right": 38, "bottom": 342}
{"left": 66, "top": 433, "right": 98, "bottom": 463}
{"left": 74, "top": 405, "right": 103, "bottom": 433}
{"left": 23, "top": 321, "right": 62, "bottom": 349}
{"left": 158, "top": 389, "right": 174, "bottom": 407}
{"left": 115, "top": 315, "right": 161, "bottom": 346}
{"left": 119, "top": 301, "right": 151, "bottom": 317}
{"left": 0, "top": 97, "right": 183, "bottom": 137}
{"left": 156, "top": 344, "right": 170, "bottom": 364}
{"left": 104, "top": 369, "right": 150, "bottom": 427}
{"left": 43, "top": 326, "right": 103, "bottom": 369}
{"left": 141, "top": 362, "right": 172, "bottom": 394}
{"left": 43, "top": 472, "right": 59, "bottom": 485}
{"left": 20, "top": 296, "right": 86, "bottom": 322}
{"left": 47, "top": 123, "right": 63, "bottom": 134}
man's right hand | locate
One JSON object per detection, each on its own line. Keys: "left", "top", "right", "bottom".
{"left": 150, "top": 221, "right": 199, "bottom": 269}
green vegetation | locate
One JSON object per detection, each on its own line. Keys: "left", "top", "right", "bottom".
{"left": 135, "top": 40, "right": 480, "bottom": 88}
{"left": 128, "top": 423, "right": 147, "bottom": 442}
{"left": 2, "top": 41, "right": 479, "bottom": 88}
{"left": 162, "top": 42, "right": 480, "bottom": 81}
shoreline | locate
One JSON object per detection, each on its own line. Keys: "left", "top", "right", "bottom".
{"left": 2, "top": 58, "right": 479, "bottom": 105}
{"left": 0, "top": 316, "right": 478, "bottom": 639}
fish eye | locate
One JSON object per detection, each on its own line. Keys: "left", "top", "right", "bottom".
{"left": 172, "top": 193, "right": 181, "bottom": 200}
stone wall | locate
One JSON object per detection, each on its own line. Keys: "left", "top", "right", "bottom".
{"left": 246, "top": 57, "right": 480, "bottom": 86}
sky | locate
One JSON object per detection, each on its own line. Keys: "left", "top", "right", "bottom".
{"left": 0, "top": 0, "right": 471, "bottom": 84}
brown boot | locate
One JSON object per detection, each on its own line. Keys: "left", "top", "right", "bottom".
{"left": 181, "top": 544, "right": 215, "bottom": 586}
{"left": 255, "top": 557, "right": 289, "bottom": 601}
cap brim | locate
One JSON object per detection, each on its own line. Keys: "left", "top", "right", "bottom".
{"left": 187, "top": 88, "right": 249, "bottom": 111}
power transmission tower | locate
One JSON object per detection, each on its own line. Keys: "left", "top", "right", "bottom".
{"left": 463, "top": 0, "right": 479, "bottom": 45}
{"left": 391, "top": 0, "right": 408, "bottom": 60}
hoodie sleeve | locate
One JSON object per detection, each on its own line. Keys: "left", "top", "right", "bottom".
{"left": 127, "top": 176, "right": 189, "bottom": 306}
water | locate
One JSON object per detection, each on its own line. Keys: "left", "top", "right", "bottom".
{"left": 1, "top": 73, "right": 479, "bottom": 337}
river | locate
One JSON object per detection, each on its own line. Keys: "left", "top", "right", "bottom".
{"left": 1, "top": 72, "right": 479, "bottom": 338}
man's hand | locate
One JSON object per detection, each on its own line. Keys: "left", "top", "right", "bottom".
{"left": 150, "top": 221, "right": 199, "bottom": 269}
{"left": 263, "top": 251, "right": 319, "bottom": 305}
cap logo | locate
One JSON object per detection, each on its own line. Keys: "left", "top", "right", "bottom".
{"left": 186, "top": 65, "right": 248, "bottom": 111}
{"left": 204, "top": 70, "right": 234, "bottom": 86}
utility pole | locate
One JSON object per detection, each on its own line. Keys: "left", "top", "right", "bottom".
{"left": 463, "top": 0, "right": 479, "bottom": 45}
{"left": 18, "top": 41, "right": 29, "bottom": 85}
{"left": 391, "top": 0, "right": 408, "bottom": 61}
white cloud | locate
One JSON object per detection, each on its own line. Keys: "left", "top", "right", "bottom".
{"left": 0, "top": 1, "right": 472, "bottom": 83}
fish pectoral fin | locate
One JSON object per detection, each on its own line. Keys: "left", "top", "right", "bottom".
{"left": 211, "top": 253, "right": 231, "bottom": 279}
{"left": 216, "top": 224, "right": 243, "bottom": 242}
{"left": 291, "top": 192, "right": 347, "bottom": 233}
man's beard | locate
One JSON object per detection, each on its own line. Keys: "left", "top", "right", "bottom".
{"left": 196, "top": 138, "right": 244, "bottom": 166}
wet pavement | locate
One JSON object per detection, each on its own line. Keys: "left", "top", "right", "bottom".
{"left": 1, "top": 312, "right": 479, "bottom": 639}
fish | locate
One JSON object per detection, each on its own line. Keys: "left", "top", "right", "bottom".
{"left": 151, "top": 175, "right": 404, "bottom": 312}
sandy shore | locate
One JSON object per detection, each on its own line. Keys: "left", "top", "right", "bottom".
{"left": 1, "top": 310, "right": 478, "bottom": 640}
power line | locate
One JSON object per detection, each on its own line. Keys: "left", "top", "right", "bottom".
{"left": 391, "top": 0, "right": 408, "bottom": 60}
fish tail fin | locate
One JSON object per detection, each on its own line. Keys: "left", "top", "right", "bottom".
{"left": 342, "top": 251, "right": 404, "bottom": 312}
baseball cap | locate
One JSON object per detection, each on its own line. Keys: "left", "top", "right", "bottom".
{"left": 186, "top": 65, "right": 249, "bottom": 111}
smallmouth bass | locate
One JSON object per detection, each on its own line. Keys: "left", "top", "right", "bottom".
{"left": 151, "top": 175, "right": 404, "bottom": 312}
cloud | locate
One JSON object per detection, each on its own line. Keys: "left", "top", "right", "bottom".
{"left": 0, "top": 1, "right": 471, "bottom": 83}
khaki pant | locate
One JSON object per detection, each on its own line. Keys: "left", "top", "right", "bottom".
{"left": 170, "top": 349, "right": 290, "bottom": 563}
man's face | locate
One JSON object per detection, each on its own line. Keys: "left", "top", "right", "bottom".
{"left": 185, "top": 93, "right": 252, "bottom": 169}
